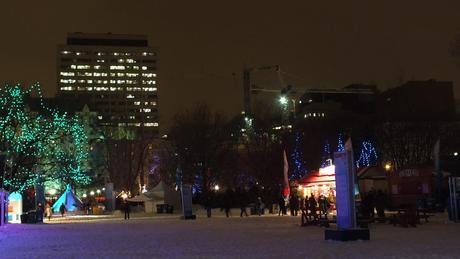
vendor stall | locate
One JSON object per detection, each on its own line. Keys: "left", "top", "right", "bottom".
{"left": 296, "top": 165, "right": 336, "bottom": 206}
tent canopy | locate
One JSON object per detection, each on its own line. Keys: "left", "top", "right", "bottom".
{"left": 127, "top": 193, "right": 152, "bottom": 203}
{"left": 52, "top": 185, "right": 83, "bottom": 212}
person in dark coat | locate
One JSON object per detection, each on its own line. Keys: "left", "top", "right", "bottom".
{"left": 239, "top": 191, "right": 248, "bottom": 217}
{"left": 278, "top": 195, "right": 286, "bottom": 216}
{"left": 308, "top": 194, "right": 317, "bottom": 220}
{"left": 289, "top": 194, "right": 299, "bottom": 216}
{"left": 59, "top": 203, "right": 67, "bottom": 217}
{"left": 36, "top": 202, "right": 44, "bottom": 223}
{"left": 256, "top": 197, "right": 264, "bottom": 216}
{"left": 375, "top": 190, "right": 386, "bottom": 218}
{"left": 223, "top": 190, "right": 232, "bottom": 217}
{"left": 367, "top": 188, "right": 376, "bottom": 217}
{"left": 203, "top": 192, "right": 213, "bottom": 218}
{"left": 318, "top": 194, "right": 330, "bottom": 219}
{"left": 123, "top": 200, "right": 131, "bottom": 220}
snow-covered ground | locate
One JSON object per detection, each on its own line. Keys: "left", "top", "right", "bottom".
{"left": 0, "top": 212, "right": 459, "bottom": 259}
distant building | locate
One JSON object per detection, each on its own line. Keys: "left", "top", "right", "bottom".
{"left": 297, "top": 84, "right": 378, "bottom": 120}
{"left": 376, "top": 80, "right": 454, "bottom": 121}
{"left": 56, "top": 32, "right": 159, "bottom": 132}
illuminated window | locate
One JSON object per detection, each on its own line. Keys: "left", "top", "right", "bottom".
{"left": 142, "top": 87, "right": 157, "bottom": 92}
{"left": 142, "top": 80, "right": 156, "bottom": 85}
{"left": 117, "top": 80, "right": 125, "bottom": 84}
{"left": 142, "top": 52, "right": 148, "bottom": 56}
{"left": 150, "top": 101, "right": 157, "bottom": 106}
{"left": 127, "top": 94, "right": 135, "bottom": 99}
{"left": 134, "top": 101, "right": 141, "bottom": 105}
{"left": 60, "top": 79, "right": 76, "bottom": 83}
{"left": 110, "top": 65, "right": 125, "bottom": 70}
{"left": 126, "top": 59, "right": 136, "bottom": 63}
{"left": 97, "top": 59, "right": 105, "bottom": 63}
{"left": 142, "top": 73, "right": 156, "bottom": 78}
{"left": 97, "top": 116, "right": 103, "bottom": 120}
{"left": 77, "top": 65, "right": 90, "bottom": 69}
{"left": 60, "top": 72, "right": 75, "bottom": 76}
{"left": 141, "top": 66, "right": 147, "bottom": 70}
{"left": 86, "top": 87, "right": 93, "bottom": 91}
{"left": 118, "top": 59, "right": 124, "bottom": 63}
{"left": 61, "top": 50, "right": 71, "bottom": 55}
{"left": 71, "top": 65, "right": 76, "bottom": 69}
{"left": 133, "top": 66, "right": 139, "bottom": 70}
{"left": 126, "top": 73, "right": 138, "bottom": 77}
{"left": 60, "top": 86, "right": 74, "bottom": 91}
{"left": 78, "top": 79, "right": 86, "bottom": 83}
{"left": 129, "top": 116, "right": 135, "bottom": 119}
{"left": 110, "top": 87, "right": 117, "bottom": 91}
{"left": 117, "top": 73, "right": 125, "bottom": 77}
{"left": 94, "top": 65, "right": 101, "bottom": 69}
{"left": 97, "top": 52, "right": 106, "bottom": 56}
{"left": 113, "top": 52, "right": 119, "bottom": 56}
{"left": 142, "top": 108, "right": 151, "bottom": 112}
{"left": 84, "top": 72, "right": 92, "bottom": 76}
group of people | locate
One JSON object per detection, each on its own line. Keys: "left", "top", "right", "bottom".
{"left": 278, "top": 193, "right": 332, "bottom": 220}
{"left": 361, "top": 188, "right": 386, "bottom": 218}
{"left": 34, "top": 202, "right": 67, "bottom": 222}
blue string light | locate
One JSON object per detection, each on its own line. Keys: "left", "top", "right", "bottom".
{"left": 337, "top": 133, "right": 345, "bottom": 152}
{"left": 321, "top": 139, "right": 331, "bottom": 168}
{"left": 356, "top": 141, "right": 378, "bottom": 168}
{"left": 290, "top": 132, "right": 307, "bottom": 180}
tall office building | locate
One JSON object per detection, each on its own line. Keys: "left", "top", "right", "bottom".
{"left": 57, "top": 33, "right": 159, "bottom": 131}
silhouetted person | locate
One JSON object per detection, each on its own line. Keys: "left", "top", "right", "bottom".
{"left": 223, "top": 190, "right": 232, "bottom": 217}
{"left": 203, "top": 193, "right": 213, "bottom": 218}
{"left": 239, "top": 192, "right": 248, "bottom": 217}
{"left": 123, "top": 200, "right": 131, "bottom": 220}
{"left": 318, "top": 195, "right": 330, "bottom": 219}
{"left": 289, "top": 194, "right": 299, "bottom": 216}
{"left": 45, "top": 203, "right": 52, "bottom": 221}
{"left": 256, "top": 197, "right": 264, "bottom": 216}
{"left": 308, "top": 195, "right": 317, "bottom": 220}
{"left": 36, "top": 202, "right": 44, "bottom": 223}
{"left": 375, "top": 190, "right": 386, "bottom": 218}
{"left": 368, "top": 188, "right": 376, "bottom": 217}
{"left": 59, "top": 204, "right": 67, "bottom": 217}
{"left": 278, "top": 196, "right": 286, "bottom": 216}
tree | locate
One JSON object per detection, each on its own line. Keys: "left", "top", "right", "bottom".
{"left": 169, "top": 104, "right": 230, "bottom": 193}
{"left": 0, "top": 83, "right": 90, "bottom": 192}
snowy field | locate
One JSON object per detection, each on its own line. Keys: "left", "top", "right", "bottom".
{"left": 0, "top": 212, "right": 459, "bottom": 259}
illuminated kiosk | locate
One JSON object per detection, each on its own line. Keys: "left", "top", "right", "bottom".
{"left": 7, "top": 192, "right": 22, "bottom": 223}
{"left": 297, "top": 164, "right": 336, "bottom": 203}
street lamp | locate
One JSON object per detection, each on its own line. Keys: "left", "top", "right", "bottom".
{"left": 214, "top": 184, "right": 220, "bottom": 191}
{"left": 384, "top": 162, "right": 392, "bottom": 172}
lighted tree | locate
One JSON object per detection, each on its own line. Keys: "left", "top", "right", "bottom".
{"left": 356, "top": 141, "right": 378, "bottom": 168}
{"left": 320, "top": 139, "right": 331, "bottom": 168}
{"left": 0, "top": 83, "right": 91, "bottom": 192}
{"left": 336, "top": 133, "right": 345, "bottom": 152}
{"left": 290, "top": 132, "right": 307, "bottom": 180}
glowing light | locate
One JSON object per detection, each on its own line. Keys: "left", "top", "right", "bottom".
{"left": 279, "top": 96, "right": 288, "bottom": 105}
{"left": 83, "top": 193, "right": 87, "bottom": 198}
{"left": 214, "top": 185, "right": 220, "bottom": 191}
{"left": 454, "top": 152, "right": 458, "bottom": 157}
{"left": 96, "top": 189, "right": 101, "bottom": 194}
{"left": 319, "top": 164, "right": 335, "bottom": 175}
{"left": 48, "top": 189, "right": 57, "bottom": 195}
{"left": 121, "top": 193, "right": 128, "bottom": 200}
{"left": 90, "top": 191, "right": 95, "bottom": 196}
{"left": 384, "top": 162, "right": 392, "bottom": 171}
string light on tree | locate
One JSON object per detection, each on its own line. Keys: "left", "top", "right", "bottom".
{"left": 356, "top": 141, "right": 378, "bottom": 168}
{"left": 321, "top": 139, "right": 331, "bottom": 168}
{"left": 290, "top": 132, "right": 307, "bottom": 180}
{"left": 337, "top": 133, "right": 345, "bottom": 152}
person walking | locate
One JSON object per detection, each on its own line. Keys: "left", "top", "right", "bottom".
{"left": 123, "top": 200, "right": 131, "bottom": 220}
{"left": 36, "top": 202, "right": 44, "bottom": 223}
{"left": 278, "top": 195, "right": 286, "bottom": 216}
{"left": 239, "top": 191, "right": 248, "bottom": 217}
{"left": 59, "top": 203, "right": 67, "bottom": 217}
{"left": 375, "top": 190, "right": 386, "bottom": 218}
{"left": 44, "top": 203, "right": 52, "bottom": 221}
{"left": 256, "top": 197, "right": 264, "bottom": 216}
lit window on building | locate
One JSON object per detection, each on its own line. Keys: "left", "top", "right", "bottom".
{"left": 117, "top": 80, "right": 125, "bottom": 84}
{"left": 97, "top": 116, "right": 103, "bottom": 120}
{"left": 113, "top": 52, "right": 120, "bottom": 56}
{"left": 142, "top": 80, "right": 156, "bottom": 85}
{"left": 110, "top": 65, "right": 125, "bottom": 70}
{"left": 61, "top": 50, "right": 71, "bottom": 55}
{"left": 126, "top": 59, "right": 136, "bottom": 63}
{"left": 150, "top": 101, "right": 157, "bottom": 106}
{"left": 142, "top": 73, "right": 156, "bottom": 78}
{"left": 126, "top": 73, "right": 138, "bottom": 77}
{"left": 142, "top": 52, "right": 148, "bottom": 56}
{"left": 84, "top": 72, "right": 92, "bottom": 76}
{"left": 94, "top": 65, "right": 101, "bottom": 70}
{"left": 97, "top": 59, "right": 105, "bottom": 63}
{"left": 134, "top": 101, "right": 141, "bottom": 105}
{"left": 142, "top": 108, "right": 152, "bottom": 112}
{"left": 60, "top": 79, "right": 76, "bottom": 83}
{"left": 60, "top": 72, "right": 75, "bottom": 76}
{"left": 86, "top": 87, "right": 93, "bottom": 91}
{"left": 110, "top": 80, "right": 116, "bottom": 84}
{"left": 118, "top": 59, "right": 124, "bottom": 63}
{"left": 142, "top": 87, "right": 157, "bottom": 92}
{"left": 133, "top": 66, "right": 139, "bottom": 70}
{"left": 60, "top": 86, "right": 74, "bottom": 91}
{"left": 129, "top": 116, "right": 135, "bottom": 120}
{"left": 117, "top": 73, "right": 125, "bottom": 77}
{"left": 141, "top": 66, "right": 147, "bottom": 70}
{"left": 97, "top": 52, "right": 106, "bottom": 56}
{"left": 78, "top": 79, "right": 86, "bottom": 83}
{"left": 76, "top": 65, "right": 90, "bottom": 69}
{"left": 87, "top": 80, "right": 93, "bottom": 84}
{"left": 110, "top": 87, "right": 117, "bottom": 91}
{"left": 127, "top": 94, "right": 135, "bottom": 99}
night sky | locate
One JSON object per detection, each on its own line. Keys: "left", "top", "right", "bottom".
{"left": 1, "top": 1, "right": 460, "bottom": 131}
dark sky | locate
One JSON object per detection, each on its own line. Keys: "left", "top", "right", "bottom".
{"left": 2, "top": 1, "right": 460, "bottom": 131}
